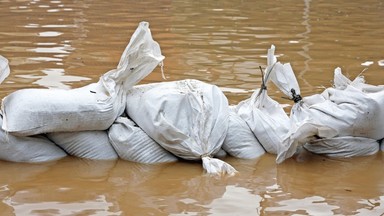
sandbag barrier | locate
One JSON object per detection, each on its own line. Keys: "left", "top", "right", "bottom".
{"left": 0, "top": 23, "right": 383, "bottom": 176}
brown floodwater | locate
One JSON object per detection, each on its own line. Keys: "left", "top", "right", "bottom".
{"left": 1, "top": 0, "right": 384, "bottom": 215}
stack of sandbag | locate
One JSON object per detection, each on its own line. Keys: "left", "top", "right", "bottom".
{"left": 0, "top": 22, "right": 165, "bottom": 162}
{"left": 272, "top": 60, "right": 382, "bottom": 163}
{"left": 233, "top": 45, "right": 292, "bottom": 156}
{"left": 1, "top": 21, "right": 164, "bottom": 137}
{"left": 125, "top": 79, "right": 237, "bottom": 175}
{"left": 0, "top": 55, "right": 67, "bottom": 162}
{"left": 108, "top": 116, "right": 178, "bottom": 164}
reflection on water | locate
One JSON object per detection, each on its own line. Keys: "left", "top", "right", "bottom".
{"left": 4, "top": 195, "right": 120, "bottom": 216}
{"left": 0, "top": 0, "right": 384, "bottom": 215}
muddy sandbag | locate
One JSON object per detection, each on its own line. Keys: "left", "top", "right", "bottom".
{"left": 1, "top": 21, "right": 164, "bottom": 136}
{"left": 222, "top": 110, "right": 265, "bottom": 159}
{"left": 303, "top": 136, "right": 380, "bottom": 158}
{"left": 47, "top": 130, "right": 118, "bottom": 160}
{"left": 108, "top": 116, "right": 178, "bottom": 164}
{"left": 0, "top": 115, "right": 67, "bottom": 163}
{"left": 126, "top": 79, "right": 237, "bottom": 175}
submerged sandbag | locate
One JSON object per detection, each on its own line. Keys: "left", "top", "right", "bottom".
{"left": 304, "top": 137, "right": 380, "bottom": 158}
{"left": 108, "top": 116, "right": 178, "bottom": 164}
{"left": 47, "top": 130, "right": 118, "bottom": 160}
{"left": 1, "top": 21, "right": 164, "bottom": 136}
{"left": 0, "top": 115, "right": 67, "bottom": 163}
{"left": 126, "top": 79, "right": 237, "bottom": 175}
{"left": 222, "top": 110, "right": 265, "bottom": 159}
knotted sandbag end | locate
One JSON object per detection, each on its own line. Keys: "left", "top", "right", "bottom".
{"left": 201, "top": 155, "right": 238, "bottom": 176}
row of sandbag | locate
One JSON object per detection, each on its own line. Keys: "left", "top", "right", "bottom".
{"left": 0, "top": 68, "right": 382, "bottom": 170}
{"left": 0, "top": 79, "right": 264, "bottom": 174}
{"left": 0, "top": 22, "right": 243, "bottom": 175}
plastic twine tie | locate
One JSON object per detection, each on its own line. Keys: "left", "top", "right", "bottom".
{"left": 290, "top": 88, "right": 302, "bottom": 103}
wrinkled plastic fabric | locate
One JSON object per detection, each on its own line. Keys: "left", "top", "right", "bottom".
{"left": 1, "top": 21, "right": 164, "bottom": 136}
{"left": 222, "top": 111, "right": 265, "bottom": 159}
{"left": 108, "top": 116, "right": 178, "bottom": 164}
{"left": 235, "top": 45, "right": 291, "bottom": 155}
{"left": 126, "top": 79, "right": 236, "bottom": 175}
{"left": 0, "top": 115, "right": 67, "bottom": 163}
{"left": 275, "top": 66, "right": 384, "bottom": 163}
{"left": 304, "top": 136, "right": 379, "bottom": 158}
{"left": 47, "top": 130, "right": 118, "bottom": 160}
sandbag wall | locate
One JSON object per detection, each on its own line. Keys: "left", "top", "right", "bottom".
{"left": 0, "top": 21, "right": 384, "bottom": 176}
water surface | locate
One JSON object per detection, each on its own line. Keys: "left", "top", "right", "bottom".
{"left": 0, "top": 0, "right": 384, "bottom": 215}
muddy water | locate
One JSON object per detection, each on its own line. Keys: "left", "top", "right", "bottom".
{"left": 0, "top": 0, "right": 384, "bottom": 215}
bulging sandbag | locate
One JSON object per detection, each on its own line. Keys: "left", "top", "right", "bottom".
{"left": 47, "top": 130, "right": 118, "bottom": 160}
{"left": 0, "top": 115, "right": 67, "bottom": 163}
{"left": 126, "top": 79, "right": 237, "bottom": 175}
{"left": 304, "top": 136, "right": 380, "bottom": 158}
{"left": 235, "top": 45, "right": 291, "bottom": 155}
{"left": 108, "top": 116, "right": 178, "bottom": 164}
{"left": 222, "top": 110, "right": 265, "bottom": 159}
{"left": 1, "top": 21, "right": 164, "bottom": 136}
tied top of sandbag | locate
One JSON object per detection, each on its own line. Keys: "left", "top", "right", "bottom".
{"left": 265, "top": 45, "right": 302, "bottom": 103}
{"left": 101, "top": 21, "right": 165, "bottom": 93}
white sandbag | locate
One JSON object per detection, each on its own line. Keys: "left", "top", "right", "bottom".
{"left": 0, "top": 55, "right": 10, "bottom": 84}
{"left": 275, "top": 67, "right": 384, "bottom": 163}
{"left": 235, "top": 45, "right": 291, "bottom": 155}
{"left": 304, "top": 136, "right": 380, "bottom": 158}
{"left": 108, "top": 116, "right": 178, "bottom": 164}
{"left": 222, "top": 111, "right": 265, "bottom": 159}
{"left": 0, "top": 115, "right": 67, "bottom": 163}
{"left": 47, "top": 130, "right": 118, "bottom": 160}
{"left": 1, "top": 21, "right": 164, "bottom": 136}
{"left": 126, "top": 79, "right": 237, "bottom": 175}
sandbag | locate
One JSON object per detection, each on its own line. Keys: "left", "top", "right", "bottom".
{"left": 304, "top": 136, "right": 379, "bottom": 158}
{"left": 0, "top": 115, "right": 67, "bottom": 163}
{"left": 108, "top": 116, "right": 178, "bottom": 164}
{"left": 274, "top": 66, "right": 384, "bottom": 163}
{"left": 126, "top": 79, "right": 237, "bottom": 175}
{"left": 235, "top": 45, "right": 291, "bottom": 155}
{"left": 1, "top": 21, "right": 164, "bottom": 136}
{"left": 222, "top": 111, "right": 265, "bottom": 159}
{"left": 0, "top": 55, "right": 10, "bottom": 84}
{"left": 47, "top": 130, "right": 118, "bottom": 160}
